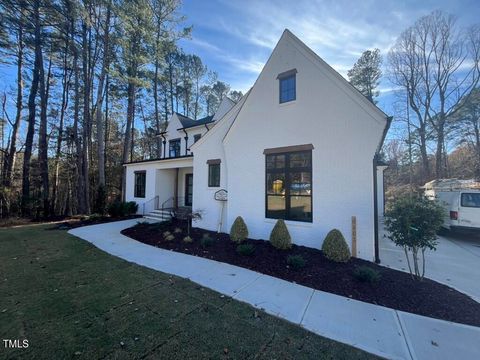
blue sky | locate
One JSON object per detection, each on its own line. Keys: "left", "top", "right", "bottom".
{"left": 177, "top": 0, "right": 480, "bottom": 116}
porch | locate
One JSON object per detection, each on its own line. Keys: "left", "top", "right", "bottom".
{"left": 124, "top": 157, "right": 193, "bottom": 220}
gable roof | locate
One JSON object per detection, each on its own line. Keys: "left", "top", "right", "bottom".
{"left": 282, "top": 29, "right": 388, "bottom": 121}
{"left": 176, "top": 113, "right": 214, "bottom": 129}
{"left": 222, "top": 29, "right": 390, "bottom": 145}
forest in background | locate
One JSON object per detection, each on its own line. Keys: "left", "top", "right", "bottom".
{"left": 0, "top": 4, "right": 479, "bottom": 219}
{"left": 0, "top": 0, "right": 243, "bottom": 218}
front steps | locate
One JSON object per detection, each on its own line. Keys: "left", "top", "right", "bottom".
{"left": 143, "top": 209, "right": 172, "bottom": 222}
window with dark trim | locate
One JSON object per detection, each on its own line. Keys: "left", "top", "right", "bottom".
{"left": 134, "top": 171, "right": 146, "bottom": 198}
{"left": 207, "top": 159, "right": 221, "bottom": 187}
{"left": 169, "top": 138, "right": 181, "bottom": 157}
{"left": 193, "top": 134, "right": 201, "bottom": 143}
{"left": 265, "top": 149, "right": 312, "bottom": 222}
{"left": 278, "top": 69, "right": 297, "bottom": 103}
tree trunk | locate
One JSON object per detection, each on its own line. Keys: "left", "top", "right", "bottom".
{"left": 73, "top": 44, "right": 86, "bottom": 214}
{"left": 21, "top": 0, "right": 41, "bottom": 215}
{"left": 51, "top": 35, "right": 71, "bottom": 214}
{"left": 121, "top": 81, "right": 136, "bottom": 200}
{"left": 95, "top": 3, "right": 111, "bottom": 189}
{"left": 81, "top": 21, "right": 91, "bottom": 214}
{"left": 3, "top": 10, "right": 24, "bottom": 187}
{"left": 38, "top": 42, "right": 51, "bottom": 217}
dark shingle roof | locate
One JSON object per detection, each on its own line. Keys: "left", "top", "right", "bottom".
{"left": 176, "top": 113, "right": 214, "bottom": 129}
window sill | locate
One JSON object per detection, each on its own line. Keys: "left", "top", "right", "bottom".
{"left": 264, "top": 218, "right": 313, "bottom": 227}
{"left": 279, "top": 100, "right": 296, "bottom": 107}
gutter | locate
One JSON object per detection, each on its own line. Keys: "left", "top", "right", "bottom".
{"left": 373, "top": 116, "right": 392, "bottom": 264}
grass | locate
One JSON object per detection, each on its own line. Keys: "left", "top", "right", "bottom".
{"left": 0, "top": 224, "right": 378, "bottom": 359}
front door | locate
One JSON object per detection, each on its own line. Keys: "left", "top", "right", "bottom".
{"left": 185, "top": 174, "right": 193, "bottom": 206}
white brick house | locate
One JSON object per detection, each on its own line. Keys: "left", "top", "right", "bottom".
{"left": 124, "top": 29, "right": 390, "bottom": 261}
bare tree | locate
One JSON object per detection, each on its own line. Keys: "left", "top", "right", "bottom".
{"left": 388, "top": 11, "right": 480, "bottom": 180}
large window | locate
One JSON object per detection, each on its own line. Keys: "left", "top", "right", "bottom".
{"left": 207, "top": 159, "right": 221, "bottom": 187}
{"left": 169, "top": 138, "right": 181, "bottom": 157}
{"left": 278, "top": 69, "right": 297, "bottom": 103}
{"left": 265, "top": 149, "right": 312, "bottom": 222}
{"left": 134, "top": 171, "right": 146, "bottom": 198}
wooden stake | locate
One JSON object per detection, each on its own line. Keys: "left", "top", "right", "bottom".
{"left": 351, "top": 216, "right": 357, "bottom": 257}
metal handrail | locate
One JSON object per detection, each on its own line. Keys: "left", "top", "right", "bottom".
{"left": 161, "top": 196, "right": 186, "bottom": 213}
{"left": 142, "top": 195, "right": 159, "bottom": 215}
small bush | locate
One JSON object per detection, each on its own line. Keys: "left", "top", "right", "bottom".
{"left": 174, "top": 227, "right": 183, "bottom": 234}
{"left": 322, "top": 229, "right": 351, "bottom": 263}
{"left": 200, "top": 234, "right": 215, "bottom": 248}
{"left": 88, "top": 213, "right": 103, "bottom": 221}
{"left": 125, "top": 201, "right": 138, "bottom": 215}
{"left": 236, "top": 243, "right": 255, "bottom": 256}
{"left": 164, "top": 234, "right": 175, "bottom": 241}
{"left": 230, "top": 216, "right": 248, "bottom": 243}
{"left": 269, "top": 219, "right": 292, "bottom": 250}
{"left": 107, "top": 201, "right": 138, "bottom": 217}
{"left": 287, "top": 255, "right": 306, "bottom": 270}
{"left": 183, "top": 236, "right": 193, "bottom": 243}
{"left": 162, "top": 231, "right": 171, "bottom": 238}
{"left": 353, "top": 266, "right": 381, "bottom": 284}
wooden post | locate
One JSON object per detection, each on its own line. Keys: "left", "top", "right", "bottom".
{"left": 351, "top": 216, "right": 357, "bottom": 257}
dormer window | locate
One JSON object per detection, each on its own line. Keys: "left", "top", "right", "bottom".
{"left": 278, "top": 69, "right": 297, "bottom": 103}
{"left": 169, "top": 138, "right": 181, "bottom": 157}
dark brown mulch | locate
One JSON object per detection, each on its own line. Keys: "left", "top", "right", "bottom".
{"left": 51, "top": 215, "right": 142, "bottom": 230}
{"left": 121, "top": 219, "right": 480, "bottom": 327}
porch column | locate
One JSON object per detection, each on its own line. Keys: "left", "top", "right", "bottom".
{"left": 174, "top": 168, "right": 179, "bottom": 208}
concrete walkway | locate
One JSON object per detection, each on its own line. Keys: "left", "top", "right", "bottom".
{"left": 69, "top": 220, "right": 480, "bottom": 360}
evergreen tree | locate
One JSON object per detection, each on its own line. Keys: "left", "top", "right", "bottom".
{"left": 347, "top": 48, "right": 382, "bottom": 104}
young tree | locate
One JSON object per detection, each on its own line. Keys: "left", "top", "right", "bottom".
{"left": 385, "top": 195, "right": 444, "bottom": 280}
{"left": 347, "top": 48, "right": 382, "bottom": 104}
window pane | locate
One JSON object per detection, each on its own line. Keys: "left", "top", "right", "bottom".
{"left": 267, "top": 173, "right": 285, "bottom": 195}
{"left": 290, "top": 196, "right": 312, "bottom": 221}
{"left": 461, "top": 193, "right": 480, "bottom": 208}
{"left": 266, "top": 155, "right": 275, "bottom": 169}
{"left": 289, "top": 172, "right": 311, "bottom": 195}
{"left": 208, "top": 164, "right": 220, "bottom": 187}
{"left": 267, "top": 195, "right": 286, "bottom": 219}
{"left": 280, "top": 75, "right": 296, "bottom": 103}
{"left": 134, "top": 172, "right": 146, "bottom": 198}
{"left": 289, "top": 152, "right": 311, "bottom": 168}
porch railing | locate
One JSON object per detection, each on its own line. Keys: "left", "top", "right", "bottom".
{"left": 161, "top": 196, "right": 186, "bottom": 212}
{"left": 142, "top": 195, "right": 159, "bottom": 215}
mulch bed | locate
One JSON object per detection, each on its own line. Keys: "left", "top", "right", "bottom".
{"left": 122, "top": 219, "right": 480, "bottom": 327}
{"left": 51, "top": 215, "right": 142, "bottom": 230}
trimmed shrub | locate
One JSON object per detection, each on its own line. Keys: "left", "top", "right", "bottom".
{"left": 269, "top": 219, "right": 292, "bottom": 250}
{"left": 164, "top": 234, "right": 175, "bottom": 241}
{"left": 162, "top": 231, "right": 171, "bottom": 238}
{"left": 174, "top": 227, "right": 183, "bottom": 234}
{"left": 183, "top": 236, "right": 193, "bottom": 243}
{"left": 322, "top": 229, "right": 351, "bottom": 263}
{"left": 200, "top": 234, "right": 214, "bottom": 248}
{"left": 236, "top": 243, "right": 255, "bottom": 256}
{"left": 107, "top": 201, "right": 138, "bottom": 218}
{"left": 230, "top": 216, "right": 249, "bottom": 243}
{"left": 353, "top": 266, "right": 381, "bottom": 284}
{"left": 287, "top": 255, "right": 306, "bottom": 270}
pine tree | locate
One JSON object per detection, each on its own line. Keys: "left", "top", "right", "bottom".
{"left": 347, "top": 48, "right": 382, "bottom": 104}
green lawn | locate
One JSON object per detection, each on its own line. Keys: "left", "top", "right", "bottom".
{"left": 0, "top": 224, "right": 378, "bottom": 359}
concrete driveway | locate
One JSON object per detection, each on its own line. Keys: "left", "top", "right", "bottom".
{"left": 379, "top": 221, "right": 480, "bottom": 302}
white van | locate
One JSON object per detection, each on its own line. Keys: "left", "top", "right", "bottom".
{"left": 433, "top": 190, "right": 480, "bottom": 231}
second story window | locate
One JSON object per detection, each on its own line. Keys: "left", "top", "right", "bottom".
{"left": 278, "top": 69, "right": 297, "bottom": 103}
{"left": 169, "top": 139, "right": 181, "bottom": 157}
